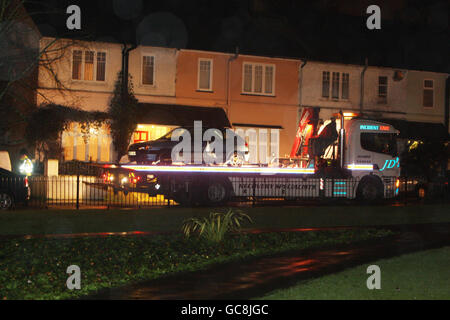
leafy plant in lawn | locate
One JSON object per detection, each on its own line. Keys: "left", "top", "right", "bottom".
{"left": 182, "top": 209, "right": 253, "bottom": 243}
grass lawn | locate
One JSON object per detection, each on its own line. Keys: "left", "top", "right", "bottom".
{"left": 259, "top": 246, "right": 450, "bottom": 300}
{"left": 0, "top": 229, "right": 393, "bottom": 300}
{"left": 0, "top": 204, "right": 449, "bottom": 235}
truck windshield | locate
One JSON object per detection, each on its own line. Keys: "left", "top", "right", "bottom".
{"left": 360, "top": 132, "right": 397, "bottom": 156}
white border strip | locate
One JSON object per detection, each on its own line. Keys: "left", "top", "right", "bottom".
{"left": 121, "top": 165, "right": 315, "bottom": 175}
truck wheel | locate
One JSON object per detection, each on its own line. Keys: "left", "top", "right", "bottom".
{"left": 0, "top": 192, "right": 13, "bottom": 210}
{"left": 204, "top": 179, "right": 230, "bottom": 206}
{"left": 356, "top": 178, "right": 383, "bottom": 202}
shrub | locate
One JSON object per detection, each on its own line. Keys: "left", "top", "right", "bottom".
{"left": 181, "top": 209, "right": 253, "bottom": 243}
{"left": 108, "top": 72, "right": 139, "bottom": 162}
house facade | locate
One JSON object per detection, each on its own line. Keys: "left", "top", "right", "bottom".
{"left": 301, "top": 61, "right": 448, "bottom": 124}
{"left": 37, "top": 40, "right": 302, "bottom": 163}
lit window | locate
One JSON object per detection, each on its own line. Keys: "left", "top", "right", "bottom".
{"left": 84, "top": 51, "right": 94, "bottom": 81}
{"left": 142, "top": 56, "right": 155, "bottom": 85}
{"left": 133, "top": 131, "right": 148, "bottom": 143}
{"left": 72, "top": 50, "right": 106, "bottom": 82}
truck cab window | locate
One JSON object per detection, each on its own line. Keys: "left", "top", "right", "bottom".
{"left": 360, "top": 133, "right": 397, "bottom": 156}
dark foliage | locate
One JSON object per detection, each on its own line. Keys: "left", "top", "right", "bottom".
{"left": 401, "top": 140, "right": 449, "bottom": 179}
{"left": 25, "top": 104, "right": 108, "bottom": 159}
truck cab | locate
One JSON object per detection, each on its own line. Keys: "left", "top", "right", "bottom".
{"left": 345, "top": 119, "right": 400, "bottom": 177}
{"left": 344, "top": 119, "right": 400, "bottom": 199}
{"left": 305, "top": 116, "right": 400, "bottom": 201}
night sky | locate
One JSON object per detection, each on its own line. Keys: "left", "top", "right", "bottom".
{"left": 25, "top": 0, "right": 449, "bottom": 73}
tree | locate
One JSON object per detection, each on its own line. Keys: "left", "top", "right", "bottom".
{"left": 108, "top": 71, "right": 139, "bottom": 162}
{"left": 0, "top": 0, "right": 82, "bottom": 153}
{"left": 401, "top": 140, "right": 449, "bottom": 179}
{"left": 0, "top": 0, "right": 39, "bottom": 148}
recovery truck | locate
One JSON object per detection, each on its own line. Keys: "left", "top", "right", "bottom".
{"left": 103, "top": 111, "right": 401, "bottom": 206}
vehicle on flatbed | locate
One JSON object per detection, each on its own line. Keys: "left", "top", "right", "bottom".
{"left": 128, "top": 126, "right": 249, "bottom": 165}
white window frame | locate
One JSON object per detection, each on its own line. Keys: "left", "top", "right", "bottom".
{"left": 378, "top": 75, "right": 388, "bottom": 104}
{"left": 341, "top": 73, "right": 349, "bottom": 100}
{"left": 83, "top": 51, "right": 95, "bottom": 81}
{"left": 71, "top": 48, "right": 107, "bottom": 82}
{"left": 322, "top": 71, "right": 330, "bottom": 98}
{"left": 96, "top": 51, "right": 107, "bottom": 82}
{"left": 331, "top": 72, "right": 340, "bottom": 100}
{"left": 423, "top": 79, "right": 434, "bottom": 108}
{"left": 197, "top": 58, "right": 213, "bottom": 91}
{"left": 321, "top": 71, "right": 349, "bottom": 100}
{"left": 241, "top": 62, "right": 276, "bottom": 96}
{"left": 141, "top": 54, "right": 156, "bottom": 86}
{"left": 71, "top": 49, "right": 83, "bottom": 81}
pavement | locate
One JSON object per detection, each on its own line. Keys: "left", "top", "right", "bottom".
{"left": 83, "top": 223, "right": 450, "bottom": 300}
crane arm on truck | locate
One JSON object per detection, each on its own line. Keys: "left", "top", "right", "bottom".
{"left": 290, "top": 108, "right": 320, "bottom": 160}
